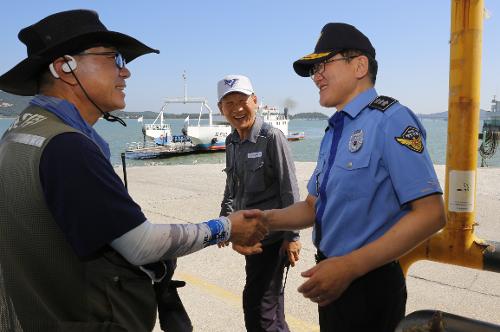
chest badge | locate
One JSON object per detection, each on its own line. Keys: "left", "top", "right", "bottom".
{"left": 348, "top": 129, "right": 364, "bottom": 153}
{"left": 247, "top": 151, "right": 262, "bottom": 158}
{"left": 395, "top": 126, "right": 424, "bottom": 153}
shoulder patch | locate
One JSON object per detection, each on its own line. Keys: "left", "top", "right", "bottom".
{"left": 394, "top": 126, "right": 424, "bottom": 153}
{"left": 368, "top": 96, "right": 398, "bottom": 112}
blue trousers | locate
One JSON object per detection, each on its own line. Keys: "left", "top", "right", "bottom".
{"left": 243, "top": 240, "right": 290, "bottom": 332}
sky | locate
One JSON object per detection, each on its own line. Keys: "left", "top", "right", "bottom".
{"left": 1, "top": 1, "right": 499, "bottom": 115}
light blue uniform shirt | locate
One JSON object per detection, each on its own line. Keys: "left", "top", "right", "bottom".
{"left": 307, "top": 88, "right": 442, "bottom": 257}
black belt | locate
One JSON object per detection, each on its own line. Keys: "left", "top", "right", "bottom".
{"left": 315, "top": 250, "right": 327, "bottom": 264}
{"left": 315, "top": 250, "right": 399, "bottom": 271}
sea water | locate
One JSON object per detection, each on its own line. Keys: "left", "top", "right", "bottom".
{"left": 0, "top": 117, "right": 499, "bottom": 168}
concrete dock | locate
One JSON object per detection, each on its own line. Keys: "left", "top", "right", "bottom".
{"left": 118, "top": 162, "right": 500, "bottom": 331}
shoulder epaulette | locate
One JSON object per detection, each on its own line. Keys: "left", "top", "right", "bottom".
{"left": 368, "top": 96, "right": 398, "bottom": 112}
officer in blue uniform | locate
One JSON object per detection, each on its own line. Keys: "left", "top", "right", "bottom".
{"left": 247, "top": 23, "right": 446, "bottom": 331}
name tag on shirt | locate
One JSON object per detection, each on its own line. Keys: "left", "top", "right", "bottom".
{"left": 248, "top": 152, "right": 262, "bottom": 159}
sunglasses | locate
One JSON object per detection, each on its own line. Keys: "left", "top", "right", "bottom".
{"left": 77, "top": 51, "right": 127, "bottom": 69}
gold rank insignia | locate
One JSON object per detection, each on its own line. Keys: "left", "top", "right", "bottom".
{"left": 300, "top": 52, "right": 332, "bottom": 60}
{"left": 395, "top": 126, "right": 424, "bottom": 153}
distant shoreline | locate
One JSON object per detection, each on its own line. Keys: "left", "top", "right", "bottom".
{"left": 0, "top": 115, "right": 330, "bottom": 121}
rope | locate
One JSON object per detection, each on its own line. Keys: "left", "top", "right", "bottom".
{"left": 479, "top": 128, "right": 499, "bottom": 166}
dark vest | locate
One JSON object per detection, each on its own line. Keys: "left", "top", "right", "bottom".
{"left": 0, "top": 106, "right": 156, "bottom": 332}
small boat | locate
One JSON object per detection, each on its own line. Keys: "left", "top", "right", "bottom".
{"left": 173, "top": 73, "right": 231, "bottom": 151}
{"left": 287, "top": 131, "right": 305, "bottom": 141}
{"left": 182, "top": 103, "right": 232, "bottom": 151}
{"left": 137, "top": 115, "right": 143, "bottom": 123}
{"left": 142, "top": 105, "right": 173, "bottom": 143}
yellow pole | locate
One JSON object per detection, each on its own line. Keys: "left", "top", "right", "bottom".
{"left": 400, "top": 0, "right": 487, "bottom": 273}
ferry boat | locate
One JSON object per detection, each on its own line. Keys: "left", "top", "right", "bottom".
{"left": 482, "top": 96, "right": 500, "bottom": 130}
{"left": 182, "top": 103, "right": 231, "bottom": 151}
{"left": 213, "top": 104, "right": 305, "bottom": 141}
{"left": 164, "top": 73, "right": 231, "bottom": 151}
{"left": 258, "top": 104, "right": 289, "bottom": 137}
{"left": 259, "top": 104, "right": 305, "bottom": 141}
{"left": 142, "top": 105, "right": 172, "bottom": 143}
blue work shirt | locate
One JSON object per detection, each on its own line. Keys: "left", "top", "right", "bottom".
{"left": 307, "top": 88, "right": 442, "bottom": 257}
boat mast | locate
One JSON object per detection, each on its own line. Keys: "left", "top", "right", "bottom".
{"left": 183, "top": 71, "right": 188, "bottom": 103}
{"left": 162, "top": 72, "right": 212, "bottom": 126}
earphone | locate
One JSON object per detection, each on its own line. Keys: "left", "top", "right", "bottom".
{"left": 46, "top": 53, "right": 127, "bottom": 127}
{"left": 48, "top": 55, "right": 77, "bottom": 78}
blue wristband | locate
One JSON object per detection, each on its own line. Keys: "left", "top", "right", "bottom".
{"left": 203, "top": 217, "right": 229, "bottom": 247}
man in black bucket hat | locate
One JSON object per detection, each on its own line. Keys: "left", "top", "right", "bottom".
{"left": 0, "top": 9, "right": 267, "bottom": 332}
{"left": 243, "top": 22, "right": 445, "bottom": 331}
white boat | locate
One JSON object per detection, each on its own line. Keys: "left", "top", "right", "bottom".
{"left": 258, "top": 104, "right": 289, "bottom": 137}
{"left": 165, "top": 72, "right": 231, "bottom": 151}
{"left": 142, "top": 104, "right": 172, "bottom": 144}
{"left": 213, "top": 103, "right": 305, "bottom": 141}
{"left": 137, "top": 115, "right": 143, "bottom": 123}
{"left": 182, "top": 102, "right": 232, "bottom": 151}
{"left": 287, "top": 131, "right": 305, "bottom": 141}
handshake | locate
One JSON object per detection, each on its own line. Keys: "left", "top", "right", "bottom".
{"left": 226, "top": 209, "right": 269, "bottom": 246}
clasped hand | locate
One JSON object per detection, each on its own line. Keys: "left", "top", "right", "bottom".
{"left": 227, "top": 209, "right": 268, "bottom": 247}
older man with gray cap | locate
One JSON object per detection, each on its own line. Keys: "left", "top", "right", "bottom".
{"left": 217, "top": 74, "right": 301, "bottom": 332}
{"left": 243, "top": 23, "right": 445, "bottom": 331}
{"left": 0, "top": 10, "right": 267, "bottom": 332}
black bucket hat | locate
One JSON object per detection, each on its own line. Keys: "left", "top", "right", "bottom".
{"left": 293, "top": 23, "right": 375, "bottom": 77}
{"left": 0, "top": 9, "right": 159, "bottom": 96}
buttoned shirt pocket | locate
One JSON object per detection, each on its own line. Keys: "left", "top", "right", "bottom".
{"left": 307, "top": 156, "right": 326, "bottom": 196}
{"left": 244, "top": 158, "right": 265, "bottom": 192}
{"left": 314, "top": 159, "right": 326, "bottom": 196}
{"left": 333, "top": 152, "right": 372, "bottom": 200}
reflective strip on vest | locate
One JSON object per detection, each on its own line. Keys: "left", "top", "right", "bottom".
{"left": 7, "top": 133, "right": 46, "bottom": 148}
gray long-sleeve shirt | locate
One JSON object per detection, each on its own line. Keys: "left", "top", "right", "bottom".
{"left": 220, "top": 116, "right": 300, "bottom": 245}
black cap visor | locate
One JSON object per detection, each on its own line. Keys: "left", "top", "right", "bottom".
{"left": 293, "top": 51, "right": 335, "bottom": 77}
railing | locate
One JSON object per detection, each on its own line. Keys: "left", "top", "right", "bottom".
{"left": 396, "top": 310, "right": 500, "bottom": 332}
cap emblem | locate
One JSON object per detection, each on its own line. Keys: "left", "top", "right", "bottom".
{"left": 301, "top": 52, "right": 331, "bottom": 60}
{"left": 224, "top": 79, "right": 238, "bottom": 88}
